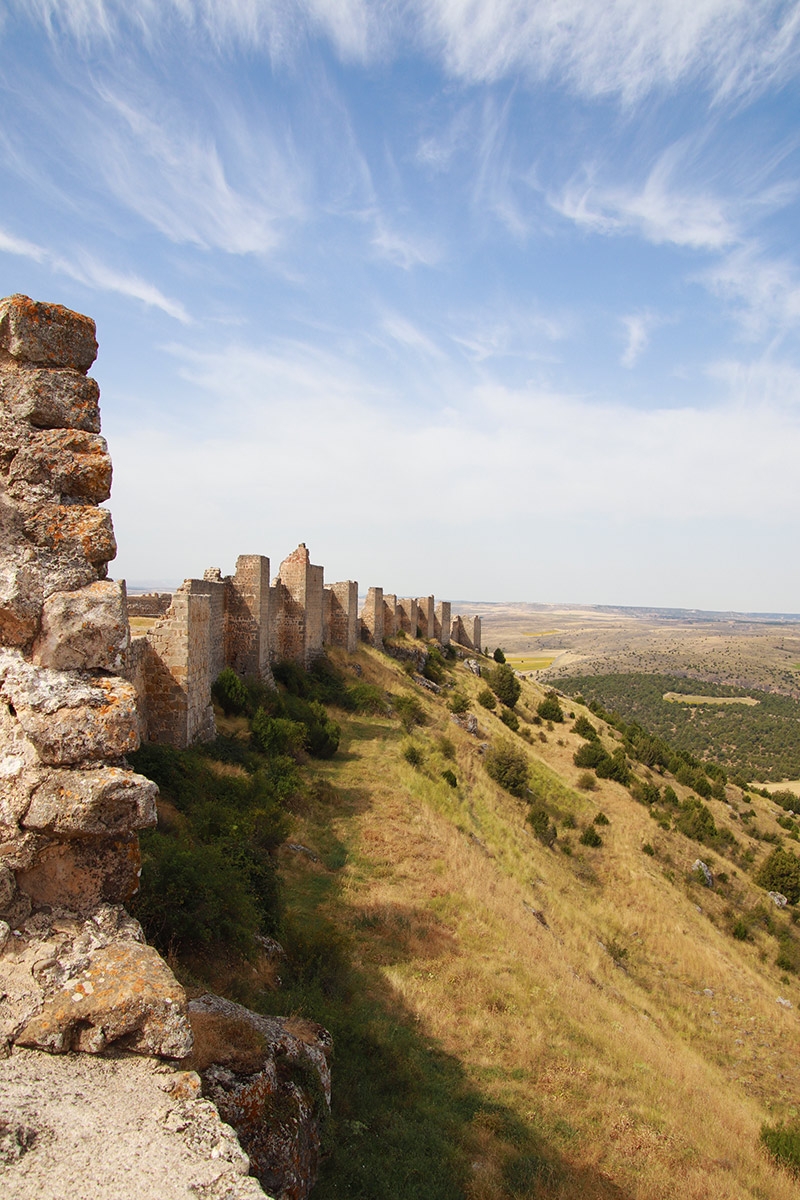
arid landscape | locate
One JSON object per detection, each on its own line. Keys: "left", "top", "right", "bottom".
{"left": 472, "top": 603, "right": 800, "bottom": 698}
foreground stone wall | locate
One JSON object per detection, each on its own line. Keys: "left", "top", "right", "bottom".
{"left": 0, "top": 293, "right": 192, "bottom": 1058}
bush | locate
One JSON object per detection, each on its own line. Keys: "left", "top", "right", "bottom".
{"left": 212, "top": 667, "right": 250, "bottom": 717}
{"left": 757, "top": 847, "right": 800, "bottom": 904}
{"left": 573, "top": 741, "right": 608, "bottom": 770}
{"left": 437, "top": 735, "right": 456, "bottom": 760}
{"left": 761, "top": 1120, "right": 800, "bottom": 1176}
{"left": 485, "top": 740, "right": 529, "bottom": 797}
{"left": 403, "top": 743, "right": 423, "bottom": 767}
{"left": 577, "top": 772, "right": 597, "bottom": 791}
{"left": 675, "top": 797, "right": 718, "bottom": 845}
{"left": 593, "top": 811, "right": 610, "bottom": 826}
{"left": 441, "top": 768, "right": 457, "bottom": 788}
{"left": 731, "top": 917, "right": 749, "bottom": 940}
{"left": 478, "top": 687, "right": 497, "bottom": 711}
{"left": 596, "top": 748, "right": 630, "bottom": 785}
{"left": 493, "top": 647, "right": 506, "bottom": 663}
{"left": 572, "top": 714, "right": 598, "bottom": 740}
{"left": 488, "top": 664, "right": 521, "bottom": 709}
{"left": 642, "top": 843, "right": 655, "bottom": 857}
{"left": 395, "top": 694, "right": 426, "bottom": 731}
{"left": 449, "top": 692, "right": 469, "bottom": 715}
{"left": 579, "top": 825, "right": 602, "bottom": 848}
{"left": 528, "top": 807, "right": 557, "bottom": 847}
{"left": 499, "top": 707, "right": 520, "bottom": 732}
{"left": 251, "top": 710, "right": 307, "bottom": 758}
{"left": 537, "top": 692, "right": 564, "bottom": 723}
{"left": 346, "top": 682, "right": 387, "bottom": 714}
{"left": 423, "top": 648, "right": 446, "bottom": 685}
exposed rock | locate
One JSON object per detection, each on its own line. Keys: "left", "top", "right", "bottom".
{"left": 23, "top": 766, "right": 157, "bottom": 838}
{"left": 1, "top": 904, "right": 191, "bottom": 1058}
{"left": 0, "top": 295, "right": 97, "bottom": 372}
{"left": 692, "top": 859, "right": 714, "bottom": 888}
{"left": 14, "top": 833, "right": 143, "bottom": 910}
{"left": 464, "top": 658, "right": 482, "bottom": 676}
{"left": 21, "top": 501, "right": 117, "bottom": 565}
{"left": 0, "top": 1049, "right": 269, "bottom": 1199}
{"left": 8, "top": 429, "right": 112, "bottom": 504}
{"left": 189, "top": 994, "right": 332, "bottom": 1200}
{"left": 0, "top": 367, "right": 101, "bottom": 432}
{"left": 32, "top": 580, "right": 129, "bottom": 672}
{"left": 769, "top": 891, "right": 789, "bottom": 908}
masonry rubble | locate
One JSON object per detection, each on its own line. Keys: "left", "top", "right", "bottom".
{"left": 0, "top": 295, "right": 332, "bottom": 1200}
{"left": 129, "top": 554, "right": 482, "bottom": 750}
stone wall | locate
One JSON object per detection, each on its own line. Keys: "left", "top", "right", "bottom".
{"left": 360, "top": 586, "right": 384, "bottom": 647}
{"left": 0, "top": 293, "right": 192, "bottom": 1059}
{"left": 324, "top": 581, "right": 359, "bottom": 653}
{"left": 416, "top": 595, "right": 435, "bottom": 640}
{"left": 127, "top": 592, "right": 173, "bottom": 618}
{"left": 396, "top": 597, "right": 418, "bottom": 638}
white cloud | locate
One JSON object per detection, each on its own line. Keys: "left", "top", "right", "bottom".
{"left": 414, "top": 0, "right": 800, "bottom": 105}
{"left": 0, "top": 225, "right": 190, "bottom": 321}
{"left": 702, "top": 246, "right": 800, "bottom": 338}
{"left": 381, "top": 313, "right": 445, "bottom": 359}
{"left": 620, "top": 311, "right": 658, "bottom": 368}
{"left": 552, "top": 149, "right": 739, "bottom": 250}
{"left": 370, "top": 221, "right": 440, "bottom": 269}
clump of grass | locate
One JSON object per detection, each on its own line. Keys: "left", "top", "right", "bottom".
{"left": 761, "top": 1119, "right": 800, "bottom": 1176}
{"left": 577, "top": 771, "right": 597, "bottom": 791}
{"left": 403, "top": 742, "right": 424, "bottom": 767}
{"left": 395, "top": 694, "right": 426, "bottom": 731}
{"left": 441, "top": 768, "right": 458, "bottom": 789}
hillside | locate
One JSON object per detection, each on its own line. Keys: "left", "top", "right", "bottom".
{"left": 133, "top": 643, "right": 800, "bottom": 1200}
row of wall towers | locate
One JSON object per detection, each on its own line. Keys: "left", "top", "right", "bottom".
{"left": 126, "top": 543, "right": 482, "bottom": 748}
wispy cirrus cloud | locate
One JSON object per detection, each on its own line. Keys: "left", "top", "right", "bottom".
{"left": 370, "top": 220, "right": 441, "bottom": 269}
{"left": 414, "top": 0, "right": 800, "bottom": 105}
{"left": 620, "top": 311, "right": 661, "bottom": 368}
{"left": 0, "top": 225, "right": 191, "bottom": 321}
{"left": 702, "top": 246, "right": 800, "bottom": 339}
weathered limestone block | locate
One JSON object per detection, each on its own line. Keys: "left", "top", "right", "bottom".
{"left": 15, "top": 832, "right": 142, "bottom": 910}
{"left": 17, "top": 940, "right": 190, "bottom": 1056}
{"left": 0, "top": 650, "right": 139, "bottom": 765}
{"left": 0, "top": 697, "right": 45, "bottom": 837}
{"left": 0, "top": 549, "right": 41, "bottom": 646}
{"left": 0, "top": 294, "right": 98, "bottom": 372}
{"left": 0, "top": 367, "right": 101, "bottom": 431}
{"left": 32, "top": 579, "right": 129, "bottom": 671}
{"left": 189, "top": 994, "right": 331, "bottom": 1200}
{"left": 9, "top": 429, "right": 112, "bottom": 503}
{"left": 23, "top": 766, "right": 157, "bottom": 838}
{"left": 21, "top": 500, "right": 117, "bottom": 565}
{"left": 0, "top": 905, "right": 191, "bottom": 1058}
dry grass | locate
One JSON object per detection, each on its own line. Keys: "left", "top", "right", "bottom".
{"left": 281, "top": 648, "right": 800, "bottom": 1198}
{"left": 663, "top": 693, "right": 760, "bottom": 706}
{"left": 186, "top": 1009, "right": 268, "bottom": 1073}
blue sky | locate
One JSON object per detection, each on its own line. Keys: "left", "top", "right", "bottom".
{"left": 2, "top": 1, "right": 800, "bottom": 611}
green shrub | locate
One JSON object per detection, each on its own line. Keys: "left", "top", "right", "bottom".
{"left": 593, "top": 811, "right": 610, "bottom": 826}
{"left": 577, "top": 771, "right": 597, "bottom": 791}
{"left": 561, "top": 813, "right": 577, "bottom": 829}
{"left": 251, "top": 710, "right": 307, "bottom": 758}
{"left": 757, "top": 847, "right": 800, "bottom": 904}
{"left": 537, "top": 692, "right": 564, "bottom": 723}
{"left": 493, "top": 647, "right": 506, "bottom": 663}
{"left": 731, "top": 917, "right": 749, "bottom": 940}
{"left": 437, "top": 735, "right": 456, "bottom": 760}
{"left": 761, "top": 1120, "right": 800, "bottom": 1176}
{"left": 477, "top": 687, "right": 497, "bottom": 710}
{"left": 642, "top": 843, "right": 655, "bottom": 857}
{"left": 449, "top": 692, "right": 469, "bottom": 715}
{"left": 596, "top": 748, "right": 630, "bottom": 785}
{"left": 572, "top": 714, "right": 598, "bottom": 740}
{"left": 395, "top": 694, "right": 426, "bottom": 731}
{"left": 776, "top": 934, "right": 800, "bottom": 974}
{"left": 573, "top": 742, "right": 608, "bottom": 770}
{"left": 346, "top": 682, "right": 387, "bottom": 714}
{"left": 579, "top": 825, "right": 602, "bottom": 848}
{"left": 528, "top": 807, "right": 556, "bottom": 847}
{"left": 675, "top": 797, "right": 718, "bottom": 844}
{"left": 441, "top": 768, "right": 457, "bottom": 788}
{"left": 212, "top": 667, "right": 250, "bottom": 716}
{"left": 488, "top": 663, "right": 522, "bottom": 709}
{"left": 484, "top": 740, "right": 529, "bottom": 797}
{"left": 662, "top": 785, "right": 679, "bottom": 807}
{"left": 423, "top": 648, "right": 446, "bottom": 685}
{"left": 499, "top": 707, "right": 520, "bottom": 731}
{"left": 403, "top": 743, "right": 423, "bottom": 767}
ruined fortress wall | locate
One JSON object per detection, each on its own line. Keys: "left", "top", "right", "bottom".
{"left": 472, "top": 616, "right": 482, "bottom": 653}
{"left": 397, "top": 597, "right": 418, "bottom": 638}
{"left": 324, "top": 581, "right": 358, "bottom": 653}
{"left": 382, "top": 593, "right": 397, "bottom": 639}
{"left": 0, "top": 293, "right": 191, "bottom": 1060}
{"left": 416, "top": 595, "right": 435, "bottom": 640}
{"left": 450, "top": 614, "right": 471, "bottom": 650}
{"left": 127, "top": 592, "right": 172, "bottom": 618}
{"left": 360, "top": 586, "right": 384, "bottom": 646}
{"left": 434, "top": 601, "right": 451, "bottom": 646}
{"left": 139, "top": 589, "right": 216, "bottom": 748}
{"left": 273, "top": 544, "right": 324, "bottom": 667}
{"left": 226, "top": 554, "right": 271, "bottom": 679}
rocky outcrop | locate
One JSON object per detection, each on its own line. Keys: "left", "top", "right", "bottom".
{"left": 188, "top": 995, "right": 332, "bottom": 1200}
{"left": 0, "top": 293, "right": 191, "bottom": 1056}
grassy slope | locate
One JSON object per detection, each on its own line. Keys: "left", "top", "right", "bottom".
{"left": 250, "top": 645, "right": 800, "bottom": 1200}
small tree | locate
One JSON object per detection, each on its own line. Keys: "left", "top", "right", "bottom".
{"left": 536, "top": 691, "right": 563, "bottom": 723}
{"left": 757, "top": 847, "right": 800, "bottom": 904}
{"left": 478, "top": 687, "right": 497, "bottom": 711}
{"left": 493, "top": 647, "right": 506, "bottom": 663}
{"left": 484, "top": 740, "right": 529, "bottom": 797}
{"left": 488, "top": 663, "right": 521, "bottom": 709}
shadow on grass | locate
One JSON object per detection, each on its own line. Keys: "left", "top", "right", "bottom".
{"left": 259, "top": 834, "right": 633, "bottom": 1200}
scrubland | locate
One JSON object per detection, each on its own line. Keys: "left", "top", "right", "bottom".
{"left": 135, "top": 643, "right": 800, "bottom": 1199}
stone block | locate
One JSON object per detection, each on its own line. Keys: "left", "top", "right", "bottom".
{"left": 15, "top": 939, "right": 191, "bottom": 1057}
{"left": 0, "top": 368, "right": 101, "bottom": 431}
{"left": 14, "top": 832, "right": 143, "bottom": 909}
{"left": 23, "top": 766, "right": 157, "bottom": 838}
{"left": 0, "top": 294, "right": 98, "bottom": 372}
{"left": 0, "top": 552, "right": 41, "bottom": 646}
{"left": 33, "top": 579, "right": 129, "bottom": 671}
{"left": 9, "top": 429, "right": 112, "bottom": 503}
{"left": 21, "top": 501, "right": 117, "bottom": 565}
